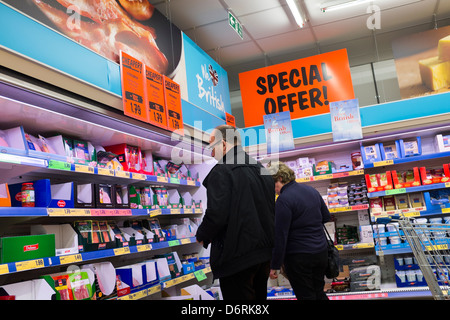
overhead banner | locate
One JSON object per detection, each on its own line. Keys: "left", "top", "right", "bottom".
{"left": 239, "top": 49, "right": 355, "bottom": 128}
{"left": 392, "top": 25, "right": 450, "bottom": 99}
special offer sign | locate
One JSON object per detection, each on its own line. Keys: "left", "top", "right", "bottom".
{"left": 239, "top": 49, "right": 355, "bottom": 128}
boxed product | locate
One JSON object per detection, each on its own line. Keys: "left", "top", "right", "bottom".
{"left": 398, "top": 137, "right": 422, "bottom": 158}
{"left": 351, "top": 152, "right": 363, "bottom": 170}
{"left": 140, "top": 151, "right": 154, "bottom": 175}
{"left": 359, "top": 225, "right": 374, "bottom": 244}
{"left": 395, "top": 194, "right": 410, "bottom": 210}
{"left": 435, "top": 134, "right": 450, "bottom": 152}
{"left": 383, "top": 196, "right": 396, "bottom": 211}
{"left": 0, "top": 234, "right": 55, "bottom": 263}
{"left": 81, "top": 262, "right": 117, "bottom": 300}
{"left": 129, "top": 185, "right": 143, "bottom": 209}
{"left": 123, "top": 220, "right": 155, "bottom": 244}
{"left": 73, "top": 220, "right": 115, "bottom": 252}
{"left": 0, "top": 279, "right": 55, "bottom": 300}
{"left": 419, "top": 165, "right": 450, "bottom": 185}
{"left": 360, "top": 143, "right": 382, "bottom": 164}
{"left": 74, "top": 183, "right": 95, "bottom": 208}
{"left": 365, "top": 171, "right": 394, "bottom": 192}
{"left": 408, "top": 192, "right": 425, "bottom": 208}
{"left": 107, "top": 222, "right": 133, "bottom": 247}
{"left": 24, "top": 133, "right": 69, "bottom": 162}
{"left": 115, "top": 263, "right": 147, "bottom": 296}
{"left": 0, "top": 183, "right": 11, "bottom": 207}
{"left": 392, "top": 168, "right": 421, "bottom": 188}
{"left": 94, "top": 183, "right": 114, "bottom": 208}
{"left": 380, "top": 141, "right": 401, "bottom": 160}
{"left": 313, "top": 160, "right": 335, "bottom": 176}
{"left": 114, "top": 184, "right": 130, "bottom": 208}
{"left": 349, "top": 265, "right": 381, "bottom": 282}
{"left": 142, "top": 218, "right": 166, "bottom": 242}
{"left": 155, "top": 252, "right": 182, "bottom": 278}
{"left": 41, "top": 270, "right": 94, "bottom": 300}
{"left": 9, "top": 179, "right": 74, "bottom": 208}
{"left": 0, "top": 126, "right": 28, "bottom": 156}
{"left": 31, "top": 224, "right": 78, "bottom": 256}
{"left": 104, "top": 144, "right": 142, "bottom": 172}
{"left": 369, "top": 198, "right": 383, "bottom": 213}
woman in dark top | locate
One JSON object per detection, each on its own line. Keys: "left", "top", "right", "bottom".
{"left": 269, "top": 162, "right": 331, "bottom": 300}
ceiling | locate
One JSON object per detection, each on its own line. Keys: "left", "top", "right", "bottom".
{"left": 148, "top": 0, "right": 450, "bottom": 123}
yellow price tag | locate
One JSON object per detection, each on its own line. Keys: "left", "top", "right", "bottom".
{"left": 15, "top": 259, "right": 45, "bottom": 272}
{"left": 114, "top": 247, "right": 130, "bottom": 256}
{"left": 98, "top": 168, "right": 115, "bottom": 176}
{"left": 149, "top": 208, "right": 162, "bottom": 217}
{"left": 137, "top": 244, "right": 152, "bottom": 252}
{"left": 187, "top": 180, "right": 196, "bottom": 186}
{"left": 47, "top": 208, "right": 72, "bottom": 216}
{"left": 296, "top": 177, "right": 311, "bottom": 183}
{"left": 59, "top": 254, "right": 83, "bottom": 265}
{"left": 0, "top": 264, "right": 9, "bottom": 275}
{"left": 442, "top": 208, "right": 450, "bottom": 214}
{"left": 75, "top": 164, "right": 95, "bottom": 174}
{"left": 157, "top": 176, "right": 168, "bottom": 183}
{"left": 171, "top": 208, "right": 181, "bottom": 214}
{"left": 180, "top": 238, "right": 191, "bottom": 245}
{"left": 115, "top": 170, "right": 130, "bottom": 178}
{"left": 374, "top": 160, "right": 394, "bottom": 167}
{"left": 132, "top": 173, "right": 147, "bottom": 180}
{"left": 147, "top": 285, "right": 161, "bottom": 296}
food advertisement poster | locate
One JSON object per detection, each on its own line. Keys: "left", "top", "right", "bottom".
{"left": 0, "top": 0, "right": 231, "bottom": 128}
{"left": 239, "top": 49, "right": 355, "bottom": 128}
{"left": 329, "top": 98, "right": 363, "bottom": 142}
{"left": 392, "top": 25, "right": 450, "bottom": 99}
{"left": 263, "top": 111, "right": 295, "bottom": 154}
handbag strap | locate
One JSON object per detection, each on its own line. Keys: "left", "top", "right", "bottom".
{"left": 323, "top": 225, "right": 334, "bottom": 247}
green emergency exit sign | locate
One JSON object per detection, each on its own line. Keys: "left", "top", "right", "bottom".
{"left": 228, "top": 11, "right": 243, "bottom": 39}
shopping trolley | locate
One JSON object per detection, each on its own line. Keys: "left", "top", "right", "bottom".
{"left": 376, "top": 214, "right": 450, "bottom": 300}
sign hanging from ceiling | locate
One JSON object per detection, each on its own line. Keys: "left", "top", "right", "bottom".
{"left": 239, "top": 49, "right": 355, "bottom": 128}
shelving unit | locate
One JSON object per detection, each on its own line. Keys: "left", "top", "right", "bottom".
{"left": 264, "top": 122, "right": 450, "bottom": 300}
{"left": 0, "top": 92, "right": 215, "bottom": 300}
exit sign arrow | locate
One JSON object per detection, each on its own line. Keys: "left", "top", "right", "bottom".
{"left": 228, "top": 11, "right": 243, "bottom": 39}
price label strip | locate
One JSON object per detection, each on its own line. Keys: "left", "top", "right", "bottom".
{"left": 59, "top": 254, "right": 83, "bottom": 265}
{"left": 15, "top": 259, "right": 45, "bottom": 272}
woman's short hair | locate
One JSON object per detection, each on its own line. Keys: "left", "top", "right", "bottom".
{"left": 271, "top": 162, "right": 296, "bottom": 184}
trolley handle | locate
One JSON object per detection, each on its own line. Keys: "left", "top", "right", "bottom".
{"left": 376, "top": 215, "right": 400, "bottom": 225}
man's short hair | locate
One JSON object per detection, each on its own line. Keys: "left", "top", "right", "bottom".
{"left": 213, "top": 125, "right": 241, "bottom": 146}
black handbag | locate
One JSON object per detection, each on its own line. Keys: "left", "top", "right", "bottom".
{"left": 324, "top": 226, "right": 340, "bottom": 279}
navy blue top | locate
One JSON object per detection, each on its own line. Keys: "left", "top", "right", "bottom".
{"left": 271, "top": 181, "right": 331, "bottom": 270}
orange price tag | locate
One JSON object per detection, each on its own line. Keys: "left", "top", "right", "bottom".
{"left": 164, "top": 76, "right": 184, "bottom": 134}
{"left": 120, "top": 51, "right": 148, "bottom": 123}
{"left": 226, "top": 112, "right": 236, "bottom": 127}
{"left": 145, "top": 66, "right": 168, "bottom": 129}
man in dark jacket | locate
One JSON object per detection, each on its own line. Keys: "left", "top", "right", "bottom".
{"left": 196, "top": 125, "right": 275, "bottom": 300}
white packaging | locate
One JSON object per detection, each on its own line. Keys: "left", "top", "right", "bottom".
{"left": 359, "top": 225, "right": 374, "bottom": 244}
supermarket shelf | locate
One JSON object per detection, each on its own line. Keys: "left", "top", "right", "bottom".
{"left": 329, "top": 204, "right": 369, "bottom": 213}
{"left": 364, "top": 151, "right": 450, "bottom": 169}
{"left": 268, "top": 285, "right": 445, "bottom": 300}
{"left": 336, "top": 242, "right": 374, "bottom": 251}
{"left": 367, "top": 182, "right": 450, "bottom": 198}
{"left": 0, "top": 237, "right": 199, "bottom": 276}
{"left": 0, "top": 151, "right": 201, "bottom": 187}
{"left": 117, "top": 267, "right": 212, "bottom": 300}
{"left": 0, "top": 207, "right": 203, "bottom": 218}
{"left": 296, "top": 169, "right": 364, "bottom": 183}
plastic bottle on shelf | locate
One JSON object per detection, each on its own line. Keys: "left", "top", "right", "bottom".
{"left": 21, "top": 182, "right": 35, "bottom": 207}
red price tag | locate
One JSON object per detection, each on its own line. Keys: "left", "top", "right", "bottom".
{"left": 120, "top": 51, "right": 148, "bottom": 123}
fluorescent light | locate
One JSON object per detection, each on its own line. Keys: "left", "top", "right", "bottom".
{"left": 286, "top": 0, "right": 305, "bottom": 28}
{"left": 320, "top": 0, "right": 374, "bottom": 12}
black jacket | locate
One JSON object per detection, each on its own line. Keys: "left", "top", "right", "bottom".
{"left": 271, "top": 181, "right": 331, "bottom": 270}
{"left": 196, "top": 145, "right": 275, "bottom": 278}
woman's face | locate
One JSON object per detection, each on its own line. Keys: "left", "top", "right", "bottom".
{"left": 274, "top": 180, "right": 284, "bottom": 195}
